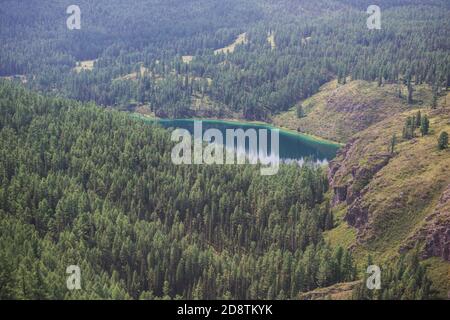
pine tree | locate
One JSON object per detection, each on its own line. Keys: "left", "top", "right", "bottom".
{"left": 415, "top": 111, "right": 421, "bottom": 127}
{"left": 431, "top": 87, "right": 438, "bottom": 109}
{"left": 407, "top": 77, "right": 414, "bottom": 105}
{"left": 438, "top": 132, "right": 448, "bottom": 150}
{"left": 420, "top": 115, "right": 429, "bottom": 136}
{"left": 389, "top": 134, "right": 397, "bottom": 154}
{"left": 297, "top": 104, "right": 305, "bottom": 118}
{"left": 402, "top": 116, "right": 415, "bottom": 140}
{"left": 431, "top": 93, "right": 438, "bottom": 109}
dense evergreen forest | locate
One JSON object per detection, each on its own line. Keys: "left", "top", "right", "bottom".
{"left": 0, "top": 1, "right": 446, "bottom": 300}
{"left": 0, "top": 82, "right": 355, "bottom": 299}
{"left": 1, "top": 0, "right": 449, "bottom": 119}
{"left": 0, "top": 83, "right": 435, "bottom": 299}
{"left": 353, "top": 252, "right": 434, "bottom": 300}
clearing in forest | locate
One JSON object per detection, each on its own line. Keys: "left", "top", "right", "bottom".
{"left": 73, "top": 60, "right": 96, "bottom": 73}
{"left": 182, "top": 55, "right": 194, "bottom": 63}
{"left": 267, "top": 32, "right": 276, "bottom": 49}
{"left": 115, "top": 64, "right": 150, "bottom": 81}
{"left": 214, "top": 32, "right": 247, "bottom": 55}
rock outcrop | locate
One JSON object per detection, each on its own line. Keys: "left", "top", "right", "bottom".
{"left": 328, "top": 106, "right": 450, "bottom": 262}
{"left": 402, "top": 185, "right": 450, "bottom": 261}
{"left": 328, "top": 137, "right": 391, "bottom": 234}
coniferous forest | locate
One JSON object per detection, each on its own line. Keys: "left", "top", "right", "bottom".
{"left": 0, "top": 82, "right": 354, "bottom": 299}
{"left": 1, "top": 1, "right": 449, "bottom": 119}
{"left": 0, "top": 81, "right": 439, "bottom": 300}
{"left": 0, "top": 0, "right": 449, "bottom": 301}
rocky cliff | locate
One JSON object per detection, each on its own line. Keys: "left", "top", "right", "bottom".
{"left": 276, "top": 79, "right": 450, "bottom": 295}
{"left": 402, "top": 184, "right": 450, "bottom": 261}
{"left": 328, "top": 106, "right": 450, "bottom": 263}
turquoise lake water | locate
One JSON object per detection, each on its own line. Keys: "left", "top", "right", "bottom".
{"left": 150, "top": 118, "right": 340, "bottom": 165}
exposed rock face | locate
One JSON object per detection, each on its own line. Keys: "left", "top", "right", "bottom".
{"left": 328, "top": 138, "right": 354, "bottom": 206}
{"left": 345, "top": 197, "right": 369, "bottom": 229}
{"left": 327, "top": 95, "right": 450, "bottom": 270}
{"left": 273, "top": 80, "right": 411, "bottom": 143}
{"left": 330, "top": 134, "right": 450, "bottom": 261}
{"left": 402, "top": 185, "right": 450, "bottom": 261}
{"left": 425, "top": 224, "right": 450, "bottom": 261}
{"left": 328, "top": 137, "right": 391, "bottom": 233}
{"left": 332, "top": 185, "right": 347, "bottom": 205}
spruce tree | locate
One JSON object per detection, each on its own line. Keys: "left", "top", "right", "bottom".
{"left": 431, "top": 85, "right": 438, "bottom": 109}
{"left": 415, "top": 111, "right": 421, "bottom": 127}
{"left": 438, "top": 132, "right": 448, "bottom": 150}
{"left": 389, "top": 134, "right": 397, "bottom": 154}
{"left": 420, "top": 115, "right": 429, "bottom": 136}
{"left": 431, "top": 92, "right": 438, "bottom": 109}
{"left": 297, "top": 104, "right": 305, "bottom": 118}
{"left": 407, "top": 77, "right": 414, "bottom": 105}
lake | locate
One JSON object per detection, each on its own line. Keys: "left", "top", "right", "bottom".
{"left": 150, "top": 118, "right": 340, "bottom": 165}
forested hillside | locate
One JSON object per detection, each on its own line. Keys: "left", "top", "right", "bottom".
{"left": 1, "top": 0, "right": 449, "bottom": 120}
{"left": 0, "top": 82, "right": 440, "bottom": 299}
{"left": 1, "top": 0, "right": 449, "bottom": 301}
{"left": 326, "top": 90, "right": 450, "bottom": 297}
{"left": 0, "top": 82, "right": 357, "bottom": 299}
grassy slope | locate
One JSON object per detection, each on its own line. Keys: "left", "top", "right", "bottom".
{"left": 135, "top": 76, "right": 449, "bottom": 297}
{"left": 273, "top": 80, "right": 433, "bottom": 143}
{"left": 274, "top": 78, "right": 450, "bottom": 298}
{"left": 214, "top": 33, "right": 248, "bottom": 55}
{"left": 424, "top": 257, "right": 450, "bottom": 298}
{"left": 324, "top": 89, "right": 450, "bottom": 298}
{"left": 298, "top": 281, "right": 361, "bottom": 300}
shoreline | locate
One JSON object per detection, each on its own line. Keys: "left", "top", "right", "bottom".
{"left": 131, "top": 113, "right": 344, "bottom": 148}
